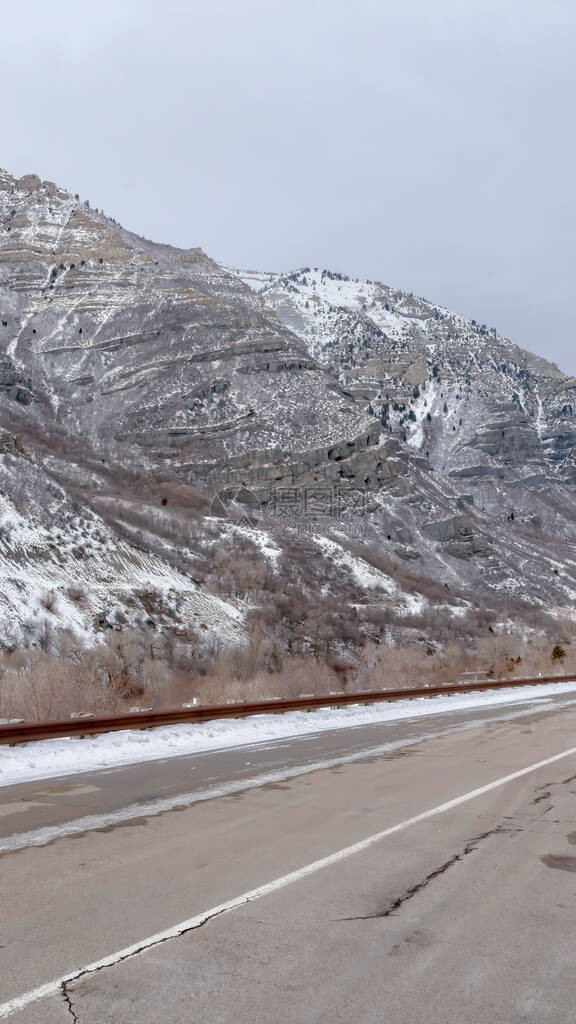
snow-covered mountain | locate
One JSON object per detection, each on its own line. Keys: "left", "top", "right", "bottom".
{"left": 1, "top": 167, "right": 576, "bottom": 663}
{"left": 237, "top": 265, "right": 576, "bottom": 496}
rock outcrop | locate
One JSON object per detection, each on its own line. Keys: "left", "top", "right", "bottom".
{"left": 236, "top": 266, "right": 576, "bottom": 489}
{"left": 0, "top": 170, "right": 374, "bottom": 490}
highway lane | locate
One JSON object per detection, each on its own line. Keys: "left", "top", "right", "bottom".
{"left": 2, "top": 695, "right": 576, "bottom": 1021}
{"left": 2, "top": 689, "right": 576, "bottom": 844}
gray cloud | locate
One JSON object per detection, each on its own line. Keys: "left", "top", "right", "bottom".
{"left": 3, "top": 0, "right": 575, "bottom": 369}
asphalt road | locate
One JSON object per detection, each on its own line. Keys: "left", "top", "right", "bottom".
{"left": 3, "top": 692, "right": 576, "bottom": 845}
{"left": 3, "top": 692, "right": 576, "bottom": 1022}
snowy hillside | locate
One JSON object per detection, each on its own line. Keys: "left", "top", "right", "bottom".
{"left": 1, "top": 166, "right": 576, "bottom": 679}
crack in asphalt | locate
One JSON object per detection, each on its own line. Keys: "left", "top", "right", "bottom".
{"left": 60, "top": 982, "right": 78, "bottom": 1023}
{"left": 336, "top": 827, "right": 514, "bottom": 921}
{"left": 55, "top": 901, "right": 241, "bottom": 1010}
{"left": 13, "top": 826, "right": 518, "bottom": 1012}
{"left": 34, "top": 822, "right": 520, "bottom": 1005}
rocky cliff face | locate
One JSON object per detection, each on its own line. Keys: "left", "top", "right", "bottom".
{"left": 227, "top": 264, "right": 576, "bottom": 619}
{"left": 237, "top": 266, "right": 576, "bottom": 518}
{"left": 0, "top": 171, "right": 375, "bottom": 474}
{"left": 1, "top": 168, "right": 576, "bottom": 658}
{"left": 236, "top": 265, "right": 576, "bottom": 482}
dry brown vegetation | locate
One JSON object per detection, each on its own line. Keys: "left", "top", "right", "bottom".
{"left": 1, "top": 627, "right": 574, "bottom": 722}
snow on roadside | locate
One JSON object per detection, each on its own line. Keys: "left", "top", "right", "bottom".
{"left": 2, "top": 682, "right": 576, "bottom": 787}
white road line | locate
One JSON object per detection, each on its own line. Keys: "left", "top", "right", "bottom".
{"left": 2, "top": 742, "right": 576, "bottom": 1019}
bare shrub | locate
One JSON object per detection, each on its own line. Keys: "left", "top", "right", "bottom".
{"left": 39, "top": 590, "right": 58, "bottom": 613}
{"left": 2, "top": 608, "right": 574, "bottom": 723}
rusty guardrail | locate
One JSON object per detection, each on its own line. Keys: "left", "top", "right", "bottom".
{"left": 0, "top": 673, "right": 575, "bottom": 746}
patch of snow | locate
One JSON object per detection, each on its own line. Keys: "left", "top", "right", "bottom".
{"left": 402, "top": 592, "right": 426, "bottom": 614}
{"left": 314, "top": 534, "right": 396, "bottom": 594}
{"left": 535, "top": 388, "right": 545, "bottom": 439}
{"left": 214, "top": 520, "right": 280, "bottom": 567}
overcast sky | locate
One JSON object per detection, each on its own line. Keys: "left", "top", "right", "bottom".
{"left": 3, "top": 0, "right": 575, "bottom": 370}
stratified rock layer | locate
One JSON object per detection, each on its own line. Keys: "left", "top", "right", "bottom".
{"left": 0, "top": 171, "right": 374, "bottom": 485}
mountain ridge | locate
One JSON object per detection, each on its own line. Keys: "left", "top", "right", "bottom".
{"left": 1, "top": 167, "right": 576, "bottom": 675}
{"left": 235, "top": 264, "right": 576, "bottom": 487}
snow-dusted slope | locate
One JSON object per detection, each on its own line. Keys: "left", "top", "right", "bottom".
{"left": 236, "top": 265, "right": 576, "bottom": 486}
{"left": 0, "top": 443, "right": 244, "bottom": 651}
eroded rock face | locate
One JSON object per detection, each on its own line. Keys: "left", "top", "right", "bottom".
{"left": 0, "top": 355, "right": 32, "bottom": 403}
{"left": 466, "top": 413, "right": 541, "bottom": 465}
{"left": 0, "top": 170, "right": 375, "bottom": 488}
{"left": 420, "top": 515, "right": 490, "bottom": 560}
{"left": 207, "top": 428, "right": 402, "bottom": 503}
{"left": 0, "top": 429, "right": 25, "bottom": 455}
{"left": 423, "top": 515, "right": 473, "bottom": 543}
{"left": 235, "top": 265, "right": 576, "bottom": 487}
